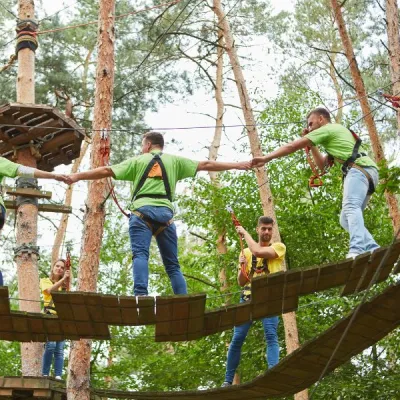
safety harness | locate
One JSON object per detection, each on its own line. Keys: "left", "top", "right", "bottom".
{"left": 305, "top": 128, "right": 375, "bottom": 195}
{"left": 131, "top": 153, "right": 173, "bottom": 237}
{"left": 241, "top": 255, "right": 270, "bottom": 302}
{"left": 329, "top": 130, "right": 375, "bottom": 195}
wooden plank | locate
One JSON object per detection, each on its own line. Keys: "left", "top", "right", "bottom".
{"left": 233, "top": 302, "right": 251, "bottom": 326}
{"left": 203, "top": 310, "right": 221, "bottom": 335}
{"left": 101, "top": 295, "right": 122, "bottom": 324}
{"left": 4, "top": 187, "right": 52, "bottom": 199}
{"left": 315, "top": 259, "right": 353, "bottom": 291}
{"left": 250, "top": 274, "right": 269, "bottom": 304}
{"left": 84, "top": 293, "right": 105, "bottom": 323}
{"left": 282, "top": 270, "right": 301, "bottom": 313}
{"left": 4, "top": 201, "right": 72, "bottom": 214}
{"left": 298, "top": 267, "right": 319, "bottom": 295}
{"left": 341, "top": 253, "right": 370, "bottom": 296}
{"left": 137, "top": 297, "right": 156, "bottom": 325}
{"left": 119, "top": 296, "right": 139, "bottom": 325}
{"left": 355, "top": 247, "right": 387, "bottom": 292}
{"left": 0, "top": 287, "right": 10, "bottom": 315}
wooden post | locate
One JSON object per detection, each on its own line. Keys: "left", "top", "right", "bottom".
{"left": 331, "top": 0, "right": 400, "bottom": 234}
{"left": 212, "top": 0, "right": 307, "bottom": 398}
{"left": 15, "top": 0, "right": 42, "bottom": 376}
{"left": 66, "top": 0, "right": 116, "bottom": 398}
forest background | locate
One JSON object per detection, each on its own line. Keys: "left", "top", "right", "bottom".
{"left": 0, "top": 0, "right": 400, "bottom": 398}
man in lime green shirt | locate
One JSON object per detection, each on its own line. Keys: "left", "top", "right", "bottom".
{"left": 68, "top": 131, "right": 251, "bottom": 295}
{"left": 252, "top": 108, "right": 379, "bottom": 258}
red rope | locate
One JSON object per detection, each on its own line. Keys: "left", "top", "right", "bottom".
{"left": 226, "top": 206, "right": 250, "bottom": 283}
{"left": 382, "top": 93, "right": 400, "bottom": 108}
{"left": 64, "top": 247, "right": 71, "bottom": 292}
{"left": 99, "top": 133, "right": 130, "bottom": 218}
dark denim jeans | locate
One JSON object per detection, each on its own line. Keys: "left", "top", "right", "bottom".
{"left": 129, "top": 205, "right": 187, "bottom": 296}
{"left": 0, "top": 205, "right": 5, "bottom": 231}
{"left": 224, "top": 308, "right": 279, "bottom": 384}
{"left": 42, "top": 341, "right": 65, "bottom": 377}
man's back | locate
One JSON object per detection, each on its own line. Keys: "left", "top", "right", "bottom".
{"left": 111, "top": 151, "right": 198, "bottom": 211}
{"left": 306, "top": 123, "right": 377, "bottom": 168}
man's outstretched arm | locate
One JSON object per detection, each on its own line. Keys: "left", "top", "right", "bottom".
{"left": 252, "top": 136, "right": 312, "bottom": 168}
{"left": 197, "top": 160, "right": 251, "bottom": 172}
{"left": 67, "top": 167, "right": 115, "bottom": 184}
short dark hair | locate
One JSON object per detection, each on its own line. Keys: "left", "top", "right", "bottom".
{"left": 307, "top": 107, "right": 331, "bottom": 122}
{"left": 258, "top": 216, "right": 274, "bottom": 226}
{"left": 143, "top": 131, "right": 164, "bottom": 148}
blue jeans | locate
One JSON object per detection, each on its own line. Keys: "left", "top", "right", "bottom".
{"left": 129, "top": 205, "right": 187, "bottom": 296}
{"left": 224, "top": 315, "right": 280, "bottom": 384}
{"left": 340, "top": 167, "right": 379, "bottom": 255}
{"left": 42, "top": 341, "right": 65, "bottom": 376}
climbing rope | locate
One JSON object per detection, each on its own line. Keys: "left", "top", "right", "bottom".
{"left": 226, "top": 205, "right": 250, "bottom": 282}
{"left": 64, "top": 246, "right": 71, "bottom": 292}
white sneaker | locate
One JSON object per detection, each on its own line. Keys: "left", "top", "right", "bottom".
{"left": 346, "top": 253, "right": 359, "bottom": 259}
{"left": 55, "top": 376, "right": 62, "bottom": 380}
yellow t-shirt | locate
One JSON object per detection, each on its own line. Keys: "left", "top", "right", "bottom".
{"left": 240, "top": 243, "right": 286, "bottom": 301}
{"left": 40, "top": 277, "right": 63, "bottom": 315}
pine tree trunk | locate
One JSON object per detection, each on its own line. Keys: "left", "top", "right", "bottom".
{"left": 385, "top": 0, "right": 400, "bottom": 237}
{"left": 67, "top": 1, "right": 116, "bottom": 399}
{"left": 52, "top": 49, "right": 93, "bottom": 264}
{"left": 331, "top": 0, "right": 400, "bottom": 234}
{"left": 16, "top": 0, "right": 42, "bottom": 376}
{"left": 212, "top": 0, "right": 307, "bottom": 397}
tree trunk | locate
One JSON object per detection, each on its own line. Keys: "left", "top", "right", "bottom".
{"left": 67, "top": 1, "right": 116, "bottom": 399}
{"left": 52, "top": 48, "right": 93, "bottom": 264}
{"left": 331, "top": 0, "right": 400, "bottom": 234}
{"left": 16, "top": 0, "right": 42, "bottom": 376}
{"left": 385, "top": 0, "right": 400, "bottom": 237}
{"left": 51, "top": 140, "right": 89, "bottom": 265}
{"left": 328, "top": 47, "right": 344, "bottom": 123}
{"left": 212, "top": 1, "right": 307, "bottom": 398}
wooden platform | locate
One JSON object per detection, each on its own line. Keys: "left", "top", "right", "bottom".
{"left": 2, "top": 281, "right": 400, "bottom": 399}
{"left": 0, "top": 103, "right": 85, "bottom": 171}
{"left": 0, "top": 241, "right": 399, "bottom": 343}
{"left": 0, "top": 377, "right": 102, "bottom": 400}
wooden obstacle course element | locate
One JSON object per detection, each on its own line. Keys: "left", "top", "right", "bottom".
{"left": 0, "top": 241, "right": 399, "bottom": 343}
{"left": 4, "top": 200, "right": 72, "bottom": 214}
{"left": 0, "top": 287, "right": 110, "bottom": 342}
{"left": 4, "top": 186, "right": 52, "bottom": 199}
{"left": 155, "top": 294, "right": 206, "bottom": 342}
{"left": 91, "top": 282, "right": 400, "bottom": 399}
{"left": 0, "top": 376, "right": 103, "bottom": 400}
{"left": 0, "top": 103, "right": 85, "bottom": 171}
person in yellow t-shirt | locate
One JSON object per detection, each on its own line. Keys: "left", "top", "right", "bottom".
{"left": 40, "top": 259, "right": 70, "bottom": 380}
{"left": 222, "top": 216, "right": 286, "bottom": 387}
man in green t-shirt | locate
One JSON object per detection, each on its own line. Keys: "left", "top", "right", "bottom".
{"left": 252, "top": 108, "right": 379, "bottom": 258}
{"left": 67, "top": 131, "right": 251, "bottom": 295}
{"left": 0, "top": 157, "right": 69, "bottom": 285}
